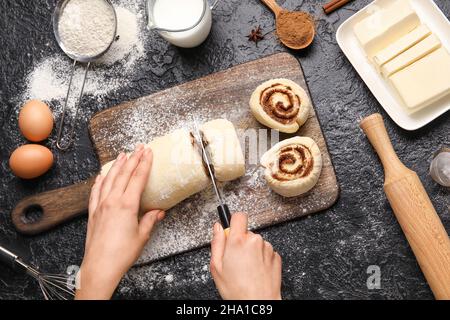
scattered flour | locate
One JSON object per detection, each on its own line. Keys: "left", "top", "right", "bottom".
{"left": 25, "top": 56, "right": 68, "bottom": 102}
{"left": 245, "top": 166, "right": 266, "bottom": 189}
{"left": 164, "top": 274, "right": 174, "bottom": 283}
{"left": 21, "top": 1, "right": 147, "bottom": 119}
{"left": 97, "top": 6, "right": 144, "bottom": 68}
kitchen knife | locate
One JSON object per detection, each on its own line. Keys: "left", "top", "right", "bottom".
{"left": 193, "top": 119, "right": 231, "bottom": 235}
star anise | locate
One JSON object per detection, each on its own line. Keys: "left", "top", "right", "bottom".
{"left": 247, "top": 25, "right": 264, "bottom": 46}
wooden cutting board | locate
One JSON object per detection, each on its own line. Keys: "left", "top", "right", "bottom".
{"left": 12, "top": 53, "right": 339, "bottom": 265}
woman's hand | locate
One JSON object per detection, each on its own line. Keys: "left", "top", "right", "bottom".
{"left": 75, "top": 144, "right": 165, "bottom": 300}
{"left": 210, "top": 213, "right": 282, "bottom": 300}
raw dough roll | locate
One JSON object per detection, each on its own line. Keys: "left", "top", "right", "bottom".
{"left": 250, "top": 78, "right": 311, "bottom": 133}
{"left": 201, "top": 119, "right": 245, "bottom": 182}
{"left": 101, "top": 129, "right": 210, "bottom": 211}
{"left": 260, "top": 136, "right": 322, "bottom": 197}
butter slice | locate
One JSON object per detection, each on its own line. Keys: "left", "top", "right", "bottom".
{"left": 381, "top": 34, "right": 441, "bottom": 77}
{"left": 389, "top": 47, "right": 450, "bottom": 113}
{"left": 373, "top": 25, "right": 431, "bottom": 71}
{"left": 354, "top": 0, "right": 420, "bottom": 58}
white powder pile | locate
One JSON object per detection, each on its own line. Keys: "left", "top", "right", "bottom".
{"left": 21, "top": 1, "right": 146, "bottom": 118}
{"left": 58, "top": 0, "right": 116, "bottom": 58}
{"left": 26, "top": 57, "right": 68, "bottom": 102}
{"left": 98, "top": 7, "right": 144, "bottom": 67}
{"left": 164, "top": 274, "right": 174, "bottom": 283}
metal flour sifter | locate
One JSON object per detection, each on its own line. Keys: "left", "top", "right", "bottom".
{"left": 52, "top": 0, "right": 117, "bottom": 150}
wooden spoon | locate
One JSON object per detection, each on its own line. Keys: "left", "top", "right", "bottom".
{"left": 260, "top": 0, "right": 315, "bottom": 50}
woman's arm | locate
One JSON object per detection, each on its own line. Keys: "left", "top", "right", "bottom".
{"left": 210, "top": 213, "right": 282, "bottom": 300}
{"left": 75, "top": 144, "right": 165, "bottom": 300}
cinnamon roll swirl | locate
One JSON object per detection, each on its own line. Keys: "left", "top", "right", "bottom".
{"left": 250, "top": 79, "right": 311, "bottom": 133}
{"left": 261, "top": 137, "right": 322, "bottom": 197}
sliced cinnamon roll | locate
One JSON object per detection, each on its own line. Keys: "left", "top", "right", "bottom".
{"left": 200, "top": 119, "right": 245, "bottom": 182}
{"left": 261, "top": 136, "right": 322, "bottom": 197}
{"left": 250, "top": 79, "right": 311, "bottom": 133}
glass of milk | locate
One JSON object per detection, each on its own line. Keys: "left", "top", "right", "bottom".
{"left": 146, "top": 0, "right": 219, "bottom": 48}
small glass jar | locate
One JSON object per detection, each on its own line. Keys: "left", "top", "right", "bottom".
{"left": 146, "top": 0, "right": 220, "bottom": 48}
{"left": 430, "top": 147, "right": 450, "bottom": 187}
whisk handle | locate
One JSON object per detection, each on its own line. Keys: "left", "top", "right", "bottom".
{"left": 0, "top": 245, "right": 18, "bottom": 268}
{"left": 0, "top": 246, "right": 32, "bottom": 274}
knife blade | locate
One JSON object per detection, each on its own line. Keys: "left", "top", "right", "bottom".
{"left": 193, "top": 118, "right": 231, "bottom": 235}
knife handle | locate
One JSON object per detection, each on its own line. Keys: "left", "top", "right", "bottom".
{"left": 217, "top": 204, "right": 231, "bottom": 235}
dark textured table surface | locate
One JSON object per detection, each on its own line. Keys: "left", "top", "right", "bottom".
{"left": 0, "top": 0, "right": 449, "bottom": 300}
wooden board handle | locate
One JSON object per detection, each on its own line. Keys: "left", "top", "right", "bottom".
{"left": 11, "top": 177, "right": 95, "bottom": 235}
{"left": 360, "top": 113, "right": 450, "bottom": 300}
{"left": 260, "top": 0, "right": 283, "bottom": 16}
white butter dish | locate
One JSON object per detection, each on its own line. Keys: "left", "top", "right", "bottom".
{"left": 337, "top": 0, "right": 450, "bottom": 130}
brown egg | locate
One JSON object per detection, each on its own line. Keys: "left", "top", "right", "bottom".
{"left": 9, "top": 145, "right": 54, "bottom": 179}
{"left": 19, "top": 100, "right": 54, "bottom": 142}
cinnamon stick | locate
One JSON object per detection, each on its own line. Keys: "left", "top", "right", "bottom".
{"left": 323, "top": 0, "right": 341, "bottom": 10}
{"left": 323, "top": 0, "right": 353, "bottom": 14}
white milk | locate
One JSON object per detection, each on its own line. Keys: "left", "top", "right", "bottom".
{"left": 151, "top": 0, "right": 212, "bottom": 48}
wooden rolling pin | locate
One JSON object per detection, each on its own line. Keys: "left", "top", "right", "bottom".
{"left": 360, "top": 113, "right": 450, "bottom": 300}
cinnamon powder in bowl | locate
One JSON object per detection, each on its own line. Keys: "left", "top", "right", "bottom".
{"left": 276, "top": 11, "right": 315, "bottom": 49}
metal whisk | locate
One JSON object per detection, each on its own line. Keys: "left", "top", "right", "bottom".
{"left": 0, "top": 245, "right": 75, "bottom": 300}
